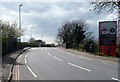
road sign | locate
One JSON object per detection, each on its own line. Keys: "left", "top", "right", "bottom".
{"left": 99, "top": 21, "right": 117, "bottom": 56}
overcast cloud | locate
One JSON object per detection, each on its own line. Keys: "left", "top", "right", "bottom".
{"left": 0, "top": 2, "right": 116, "bottom": 44}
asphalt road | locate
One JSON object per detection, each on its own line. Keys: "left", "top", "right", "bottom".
{"left": 12, "top": 47, "right": 119, "bottom": 81}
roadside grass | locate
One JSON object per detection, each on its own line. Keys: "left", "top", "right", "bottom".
{"left": 70, "top": 48, "right": 83, "bottom": 52}
{"left": 70, "top": 48, "right": 120, "bottom": 58}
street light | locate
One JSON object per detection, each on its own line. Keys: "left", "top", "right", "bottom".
{"left": 31, "top": 26, "right": 33, "bottom": 41}
{"left": 19, "top": 4, "right": 22, "bottom": 42}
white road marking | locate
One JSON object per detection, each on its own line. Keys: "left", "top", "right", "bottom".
{"left": 25, "top": 54, "right": 27, "bottom": 58}
{"left": 45, "top": 48, "right": 51, "bottom": 56}
{"left": 16, "top": 61, "right": 20, "bottom": 80}
{"left": 102, "top": 62, "right": 107, "bottom": 64}
{"left": 25, "top": 58, "right": 27, "bottom": 64}
{"left": 111, "top": 77, "right": 120, "bottom": 81}
{"left": 16, "top": 55, "right": 22, "bottom": 80}
{"left": 27, "top": 66, "right": 37, "bottom": 77}
{"left": 47, "top": 53, "right": 52, "bottom": 56}
{"left": 68, "top": 63, "right": 91, "bottom": 72}
{"left": 78, "top": 56, "right": 92, "bottom": 60}
{"left": 53, "top": 56, "right": 62, "bottom": 61}
{"left": 17, "top": 63, "right": 20, "bottom": 80}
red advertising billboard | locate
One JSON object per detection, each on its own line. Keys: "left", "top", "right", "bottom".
{"left": 99, "top": 21, "right": 117, "bottom": 56}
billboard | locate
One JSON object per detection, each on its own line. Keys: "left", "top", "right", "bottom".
{"left": 99, "top": 21, "right": 117, "bottom": 56}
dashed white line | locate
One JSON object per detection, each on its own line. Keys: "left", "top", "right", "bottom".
{"left": 25, "top": 58, "right": 27, "bottom": 64}
{"left": 78, "top": 56, "right": 92, "bottom": 60}
{"left": 111, "top": 77, "right": 120, "bottom": 81}
{"left": 27, "top": 66, "right": 37, "bottom": 77}
{"left": 53, "top": 56, "right": 62, "bottom": 61}
{"left": 45, "top": 48, "right": 52, "bottom": 56}
{"left": 25, "top": 54, "right": 27, "bottom": 58}
{"left": 47, "top": 53, "right": 52, "bottom": 56}
{"left": 102, "top": 62, "right": 107, "bottom": 64}
{"left": 68, "top": 63, "right": 91, "bottom": 72}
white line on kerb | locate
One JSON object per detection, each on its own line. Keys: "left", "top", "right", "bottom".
{"left": 112, "top": 77, "right": 120, "bottom": 81}
{"left": 53, "top": 56, "right": 62, "bottom": 61}
{"left": 25, "top": 59, "right": 27, "bottom": 64}
{"left": 68, "top": 63, "right": 91, "bottom": 72}
{"left": 27, "top": 66, "right": 37, "bottom": 77}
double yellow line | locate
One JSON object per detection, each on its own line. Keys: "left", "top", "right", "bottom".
{"left": 15, "top": 55, "right": 22, "bottom": 81}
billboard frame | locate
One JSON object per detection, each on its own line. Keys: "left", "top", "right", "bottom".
{"left": 99, "top": 21, "right": 117, "bottom": 56}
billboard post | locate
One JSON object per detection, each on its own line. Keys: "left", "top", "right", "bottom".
{"left": 99, "top": 21, "right": 117, "bottom": 56}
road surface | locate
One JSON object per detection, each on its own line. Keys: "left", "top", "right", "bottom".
{"left": 12, "top": 47, "right": 119, "bottom": 81}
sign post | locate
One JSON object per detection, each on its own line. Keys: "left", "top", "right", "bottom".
{"left": 99, "top": 21, "right": 117, "bottom": 56}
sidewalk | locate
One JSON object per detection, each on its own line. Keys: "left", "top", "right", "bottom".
{"left": 59, "top": 47, "right": 119, "bottom": 64}
{"left": 1, "top": 47, "right": 30, "bottom": 82}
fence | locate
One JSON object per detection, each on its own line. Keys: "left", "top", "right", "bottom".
{"left": 2, "top": 36, "right": 18, "bottom": 56}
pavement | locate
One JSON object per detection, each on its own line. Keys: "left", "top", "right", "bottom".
{"left": 1, "top": 47, "right": 30, "bottom": 82}
{"left": 11, "top": 47, "right": 119, "bottom": 81}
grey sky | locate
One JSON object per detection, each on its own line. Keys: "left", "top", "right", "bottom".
{"left": 1, "top": 1, "right": 116, "bottom": 44}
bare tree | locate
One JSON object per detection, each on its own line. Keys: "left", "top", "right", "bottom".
{"left": 56, "top": 19, "right": 88, "bottom": 48}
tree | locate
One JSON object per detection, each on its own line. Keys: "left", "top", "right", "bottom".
{"left": 0, "top": 20, "right": 23, "bottom": 37}
{"left": 83, "top": 38, "right": 98, "bottom": 53}
{"left": 56, "top": 19, "right": 88, "bottom": 49}
{"left": 90, "top": 1, "right": 120, "bottom": 44}
{"left": 90, "top": 1, "right": 120, "bottom": 15}
{"left": 0, "top": 20, "right": 24, "bottom": 55}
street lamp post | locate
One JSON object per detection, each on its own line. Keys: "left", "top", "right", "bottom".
{"left": 19, "top": 4, "right": 22, "bottom": 42}
{"left": 31, "top": 26, "right": 33, "bottom": 42}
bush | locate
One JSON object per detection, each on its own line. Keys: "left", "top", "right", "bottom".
{"left": 31, "top": 42, "right": 39, "bottom": 47}
{"left": 2, "top": 35, "right": 18, "bottom": 55}
{"left": 84, "top": 39, "right": 98, "bottom": 53}
{"left": 116, "top": 45, "right": 120, "bottom": 57}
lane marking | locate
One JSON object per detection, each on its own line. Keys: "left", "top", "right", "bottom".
{"left": 16, "top": 55, "right": 22, "bottom": 80}
{"left": 27, "top": 66, "right": 37, "bottom": 77}
{"left": 25, "top": 54, "right": 27, "bottom": 58}
{"left": 68, "top": 63, "right": 91, "bottom": 72}
{"left": 78, "top": 56, "right": 92, "bottom": 60}
{"left": 25, "top": 58, "right": 27, "bottom": 64}
{"left": 102, "top": 62, "right": 107, "bottom": 64}
{"left": 17, "top": 62, "right": 20, "bottom": 80}
{"left": 45, "top": 48, "right": 51, "bottom": 56}
{"left": 16, "top": 62, "right": 18, "bottom": 80}
{"left": 47, "top": 53, "right": 52, "bottom": 56}
{"left": 53, "top": 56, "right": 62, "bottom": 61}
{"left": 111, "top": 77, "right": 120, "bottom": 81}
